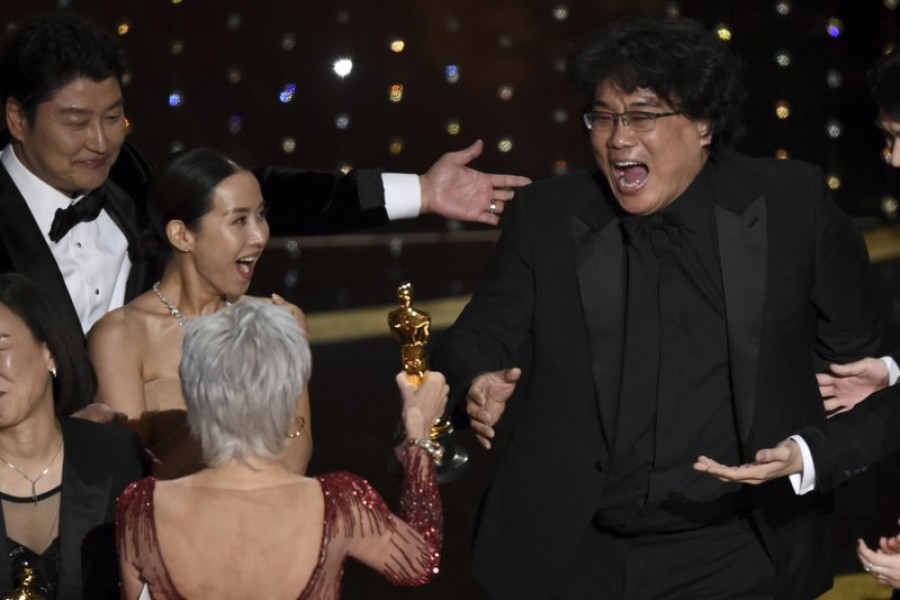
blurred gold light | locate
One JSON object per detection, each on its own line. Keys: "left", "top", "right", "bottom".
{"left": 281, "top": 137, "right": 297, "bottom": 154}
{"left": 715, "top": 24, "right": 732, "bottom": 41}
{"left": 446, "top": 120, "right": 461, "bottom": 135}
{"left": 554, "top": 160, "right": 569, "bottom": 175}
{"left": 826, "top": 174, "right": 841, "bottom": 190}
{"left": 389, "top": 84, "right": 404, "bottom": 103}
{"left": 497, "top": 137, "right": 514, "bottom": 153}
{"left": 389, "top": 138, "right": 404, "bottom": 155}
{"left": 775, "top": 101, "right": 791, "bottom": 119}
{"left": 497, "top": 85, "right": 514, "bottom": 101}
{"left": 390, "top": 38, "right": 405, "bottom": 53}
{"left": 339, "top": 163, "right": 353, "bottom": 175}
{"left": 171, "top": 40, "right": 185, "bottom": 55}
{"left": 881, "top": 195, "right": 899, "bottom": 219}
{"left": 117, "top": 21, "right": 131, "bottom": 35}
{"left": 775, "top": 148, "right": 790, "bottom": 159}
{"left": 171, "top": 0, "right": 183, "bottom": 4}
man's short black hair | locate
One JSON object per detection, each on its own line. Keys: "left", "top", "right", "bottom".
{"left": 0, "top": 11, "right": 127, "bottom": 124}
{"left": 870, "top": 48, "right": 900, "bottom": 118}
{"left": 567, "top": 17, "right": 745, "bottom": 154}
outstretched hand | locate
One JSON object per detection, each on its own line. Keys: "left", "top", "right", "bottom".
{"left": 693, "top": 439, "right": 802, "bottom": 485}
{"left": 466, "top": 367, "right": 522, "bottom": 449}
{"left": 817, "top": 357, "right": 889, "bottom": 416}
{"left": 419, "top": 140, "right": 531, "bottom": 225}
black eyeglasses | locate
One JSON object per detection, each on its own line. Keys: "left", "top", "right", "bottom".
{"left": 582, "top": 110, "right": 683, "bottom": 132}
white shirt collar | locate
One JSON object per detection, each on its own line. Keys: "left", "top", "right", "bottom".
{"left": 0, "top": 143, "right": 86, "bottom": 241}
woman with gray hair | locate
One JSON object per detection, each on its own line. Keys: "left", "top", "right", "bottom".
{"left": 116, "top": 301, "right": 447, "bottom": 599}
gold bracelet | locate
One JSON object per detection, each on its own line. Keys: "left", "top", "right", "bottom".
{"left": 406, "top": 437, "right": 444, "bottom": 466}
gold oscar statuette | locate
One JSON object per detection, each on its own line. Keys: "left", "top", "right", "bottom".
{"left": 388, "top": 282, "right": 467, "bottom": 482}
{"left": 4, "top": 567, "right": 45, "bottom": 600}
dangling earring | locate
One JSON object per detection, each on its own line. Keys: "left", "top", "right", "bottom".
{"left": 51, "top": 367, "right": 57, "bottom": 379}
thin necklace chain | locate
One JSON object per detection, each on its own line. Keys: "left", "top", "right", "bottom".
{"left": 152, "top": 281, "right": 233, "bottom": 328}
{"left": 0, "top": 435, "right": 64, "bottom": 506}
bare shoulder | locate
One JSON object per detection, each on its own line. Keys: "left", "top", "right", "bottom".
{"left": 88, "top": 294, "right": 158, "bottom": 344}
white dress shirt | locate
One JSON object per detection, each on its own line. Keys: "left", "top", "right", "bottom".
{"left": 1, "top": 145, "right": 130, "bottom": 334}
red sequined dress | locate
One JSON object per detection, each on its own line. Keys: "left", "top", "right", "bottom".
{"left": 116, "top": 447, "right": 441, "bottom": 599}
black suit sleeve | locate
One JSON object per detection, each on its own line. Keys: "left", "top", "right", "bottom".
{"left": 799, "top": 383, "right": 900, "bottom": 491}
{"left": 107, "top": 138, "right": 393, "bottom": 237}
{"left": 252, "top": 165, "right": 390, "bottom": 235}
{"left": 810, "top": 178, "right": 882, "bottom": 369}
{"left": 432, "top": 185, "right": 535, "bottom": 417}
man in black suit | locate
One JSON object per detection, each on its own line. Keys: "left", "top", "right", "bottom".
{"left": 434, "top": 18, "right": 880, "bottom": 599}
{"left": 815, "top": 50, "right": 900, "bottom": 413}
{"left": 0, "top": 12, "right": 527, "bottom": 340}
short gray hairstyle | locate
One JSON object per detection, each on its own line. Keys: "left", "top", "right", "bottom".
{"left": 180, "top": 301, "right": 312, "bottom": 467}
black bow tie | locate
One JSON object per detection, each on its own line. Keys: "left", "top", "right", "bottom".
{"left": 620, "top": 212, "right": 685, "bottom": 246}
{"left": 48, "top": 188, "right": 107, "bottom": 242}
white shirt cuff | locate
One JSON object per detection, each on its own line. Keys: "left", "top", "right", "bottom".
{"left": 381, "top": 173, "right": 421, "bottom": 220}
{"left": 788, "top": 435, "right": 817, "bottom": 495}
{"left": 881, "top": 355, "right": 900, "bottom": 386}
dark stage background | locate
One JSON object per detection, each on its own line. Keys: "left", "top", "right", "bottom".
{"left": 4, "top": 1, "right": 900, "bottom": 598}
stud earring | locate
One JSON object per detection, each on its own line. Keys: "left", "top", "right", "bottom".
{"left": 51, "top": 367, "right": 57, "bottom": 378}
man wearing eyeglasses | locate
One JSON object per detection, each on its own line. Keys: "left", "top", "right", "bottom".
{"left": 434, "top": 16, "right": 879, "bottom": 600}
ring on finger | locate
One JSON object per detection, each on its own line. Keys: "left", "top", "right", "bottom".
{"left": 489, "top": 201, "right": 498, "bottom": 215}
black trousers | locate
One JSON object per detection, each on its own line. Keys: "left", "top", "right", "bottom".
{"left": 557, "top": 516, "right": 774, "bottom": 600}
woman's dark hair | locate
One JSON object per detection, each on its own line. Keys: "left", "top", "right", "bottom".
{"left": 870, "top": 49, "right": 900, "bottom": 119}
{"left": 0, "top": 11, "right": 127, "bottom": 124}
{"left": 142, "top": 148, "right": 244, "bottom": 257}
{"left": 567, "top": 17, "right": 745, "bottom": 154}
{"left": 0, "top": 273, "right": 96, "bottom": 415}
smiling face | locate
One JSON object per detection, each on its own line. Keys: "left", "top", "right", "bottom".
{"left": 590, "top": 81, "right": 712, "bottom": 216}
{"left": 182, "top": 171, "right": 270, "bottom": 299}
{"left": 6, "top": 76, "right": 126, "bottom": 197}
{"left": 0, "top": 304, "right": 56, "bottom": 430}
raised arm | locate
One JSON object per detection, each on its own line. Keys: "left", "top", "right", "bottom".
{"left": 341, "top": 372, "right": 447, "bottom": 585}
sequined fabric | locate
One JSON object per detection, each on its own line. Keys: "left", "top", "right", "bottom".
{"left": 116, "top": 446, "right": 441, "bottom": 598}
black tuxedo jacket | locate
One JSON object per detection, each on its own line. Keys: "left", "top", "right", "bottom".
{"left": 0, "top": 136, "right": 390, "bottom": 347}
{"left": 0, "top": 418, "right": 147, "bottom": 599}
{"left": 798, "top": 377, "right": 900, "bottom": 491}
{"left": 435, "top": 153, "right": 881, "bottom": 600}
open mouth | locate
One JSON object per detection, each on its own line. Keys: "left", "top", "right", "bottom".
{"left": 612, "top": 161, "right": 649, "bottom": 191}
{"left": 236, "top": 256, "right": 258, "bottom": 278}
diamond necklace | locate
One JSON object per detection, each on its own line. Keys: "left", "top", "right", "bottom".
{"left": 0, "top": 435, "right": 64, "bottom": 505}
{"left": 152, "top": 281, "right": 233, "bottom": 327}
{"left": 152, "top": 281, "right": 189, "bottom": 327}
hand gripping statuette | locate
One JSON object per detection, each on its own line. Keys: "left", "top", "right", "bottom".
{"left": 388, "top": 282, "right": 468, "bottom": 482}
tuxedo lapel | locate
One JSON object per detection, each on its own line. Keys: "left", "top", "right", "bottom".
{"left": 572, "top": 207, "right": 624, "bottom": 468}
{"left": 0, "top": 165, "right": 83, "bottom": 334}
{"left": 714, "top": 178, "right": 767, "bottom": 445}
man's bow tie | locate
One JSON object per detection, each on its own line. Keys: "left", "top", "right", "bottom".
{"left": 48, "top": 188, "right": 107, "bottom": 242}
{"left": 620, "top": 212, "right": 685, "bottom": 246}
